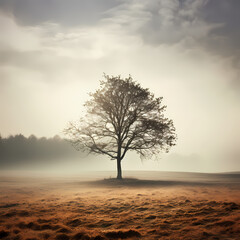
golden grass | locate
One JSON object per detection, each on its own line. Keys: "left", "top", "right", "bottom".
{"left": 0, "top": 176, "right": 239, "bottom": 239}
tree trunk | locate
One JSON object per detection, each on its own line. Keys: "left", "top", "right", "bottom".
{"left": 117, "top": 158, "right": 122, "bottom": 179}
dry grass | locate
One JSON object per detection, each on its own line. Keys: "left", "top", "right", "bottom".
{"left": 0, "top": 173, "right": 239, "bottom": 240}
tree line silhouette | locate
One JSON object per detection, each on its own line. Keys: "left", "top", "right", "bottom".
{"left": 0, "top": 134, "right": 81, "bottom": 167}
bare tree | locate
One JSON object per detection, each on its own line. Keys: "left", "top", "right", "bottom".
{"left": 64, "top": 75, "right": 176, "bottom": 179}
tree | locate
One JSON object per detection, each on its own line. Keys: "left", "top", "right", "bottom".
{"left": 64, "top": 75, "right": 176, "bottom": 179}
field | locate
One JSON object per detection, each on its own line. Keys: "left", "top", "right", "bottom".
{"left": 0, "top": 171, "right": 240, "bottom": 240}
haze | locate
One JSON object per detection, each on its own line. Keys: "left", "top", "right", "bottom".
{"left": 0, "top": 0, "right": 240, "bottom": 173}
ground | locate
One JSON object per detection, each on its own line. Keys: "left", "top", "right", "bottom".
{"left": 0, "top": 171, "right": 240, "bottom": 240}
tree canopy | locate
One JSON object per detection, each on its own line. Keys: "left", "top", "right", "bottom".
{"left": 65, "top": 75, "right": 176, "bottom": 179}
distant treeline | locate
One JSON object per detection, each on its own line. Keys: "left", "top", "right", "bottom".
{"left": 0, "top": 134, "right": 81, "bottom": 167}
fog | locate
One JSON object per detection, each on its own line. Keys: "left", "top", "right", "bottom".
{"left": 0, "top": 0, "right": 240, "bottom": 173}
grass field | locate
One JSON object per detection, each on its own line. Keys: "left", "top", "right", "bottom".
{"left": 0, "top": 171, "right": 240, "bottom": 239}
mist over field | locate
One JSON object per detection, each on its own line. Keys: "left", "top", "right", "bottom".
{"left": 1, "top": 134, "right": 239, "bottom": 174}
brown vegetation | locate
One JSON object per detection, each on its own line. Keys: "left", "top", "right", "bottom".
{"left": 0, "top": 175, "right": 239, "bottom": 239}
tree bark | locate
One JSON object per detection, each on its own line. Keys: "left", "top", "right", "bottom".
{"left": 117, "top": 158, "right": 122, "bottom": 179}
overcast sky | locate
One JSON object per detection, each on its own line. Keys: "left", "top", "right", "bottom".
{"left": 0, "top": 0, "right": 239, "bottom": 172}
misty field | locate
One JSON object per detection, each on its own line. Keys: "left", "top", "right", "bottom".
{"left": 0, "top": 171, "right": 240, "bottom": 240}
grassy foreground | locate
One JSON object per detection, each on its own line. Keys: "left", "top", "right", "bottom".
{"left": 0, "top": 171, "right": 240, "bottom": 239}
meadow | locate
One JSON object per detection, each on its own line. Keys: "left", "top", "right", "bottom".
{"left": 0, "top": 171, "right": 239, "bottom": 240}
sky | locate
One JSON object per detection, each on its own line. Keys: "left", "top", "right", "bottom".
{"left": 0, "top": 0, "right": 240, "bottom": 172}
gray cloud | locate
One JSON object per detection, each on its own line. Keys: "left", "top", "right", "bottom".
{"left": 201, "top": 0, "right": 240, "bottom": 59}
{"left": 0, "top": 0, "right": 121, "bottom": 27}
{"left": 137, "top": 0, "right": 210, "bottom": 45}
{"left": 0, "top": 49, "right": 50, "bottom": 71}
{"left": 103, "top": 0, "right": 240, "bottom": 87}
{"left": 131, "top": 0, "right": 240, "bottom": 59}
{"left": 1, "top": 0, "right": 239, "bottom": 61}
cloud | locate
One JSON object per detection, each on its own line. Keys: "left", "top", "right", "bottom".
{"left": 201, "top": 0, "right": 240, "bottom": 57}
{"left": 0, "top": 0, "right": 121, "bottom": 27}
{"left": 101, "top": 1, "right": 212, "bottom": 45}
{"left": 103, "top": 0, "right": 239, "bottom": 58}
{"left": 138, "top": 0, "right": 215, "bottom": 45}
{"left": 1, "top": 0, "right": 239, "bottom": 62}
{"left": 102, "top": 0, "right": 240, "bottom": 87}
{"left": 0, "top": 12, "right": 40, "bottom": 51}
